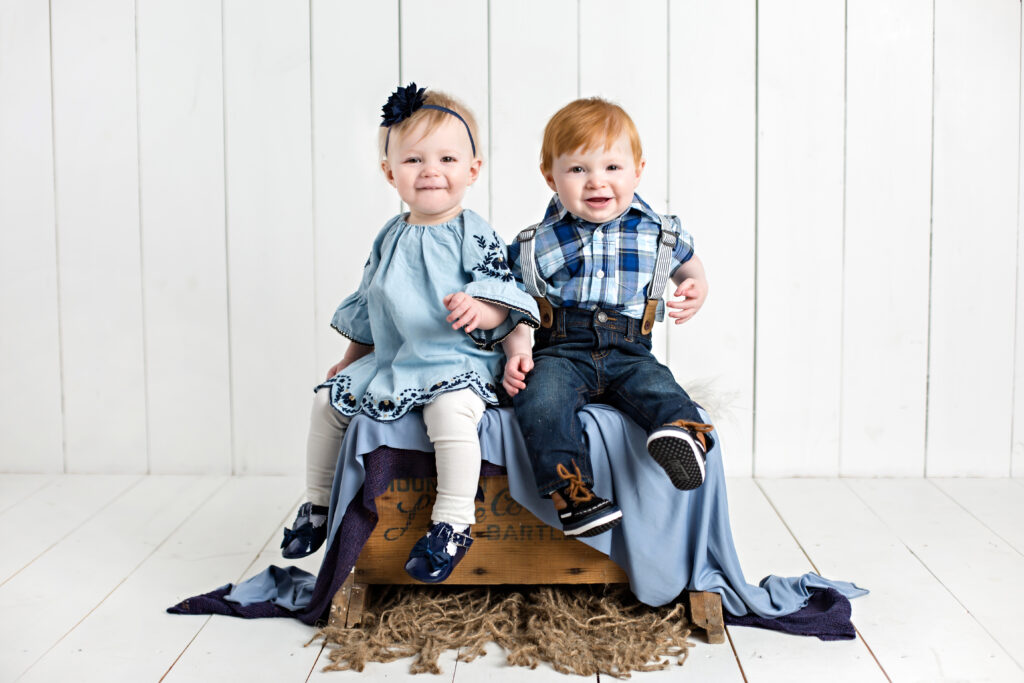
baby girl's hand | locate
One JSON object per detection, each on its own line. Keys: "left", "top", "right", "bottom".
{"left": 325, "top": 358, "right": 350, "bottom": 381}
{"left": 443, "top": 292, "right": 486, "bottom": 333}
{"left": 666, "top": 278, "right": 707, "bottom": 325}
{"left": 502, "top": 353, "right": 534, "bottom": 397}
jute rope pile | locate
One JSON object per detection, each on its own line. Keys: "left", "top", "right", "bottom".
{"left": 312, "top": 584, "right": 692, "bottom": 678}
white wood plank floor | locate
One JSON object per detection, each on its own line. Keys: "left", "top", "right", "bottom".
{"left": 2, "top": 475, "right": 1023, "bottom": 682}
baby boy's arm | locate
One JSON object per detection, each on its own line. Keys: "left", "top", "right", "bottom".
{"left": 666, "top": 254, "right": 709, "bottom": 325}
{"left": 443, "top": 292, "right": 509, "bottom": 333}
{"left": 501, "top": 323, "right": 534, "bottom": 397}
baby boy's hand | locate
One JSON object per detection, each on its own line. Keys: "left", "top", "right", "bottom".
{"left": 502, "top": 353, "right": 534, "bottom": 397}
{"left": 443, "top": 292, "right": 486, "bottom": 333}
{"left": 666, "top": 278, "right": 707, "bottom": 325}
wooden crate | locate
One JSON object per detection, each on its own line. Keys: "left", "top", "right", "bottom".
{"left": 355, "top": 474, "right": 628, "bottom": 585}
{"left": 332, "top": 474, "right": 725, "bottom": 644}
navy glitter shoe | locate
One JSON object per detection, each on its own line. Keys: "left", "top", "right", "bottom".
{"left": 404, "top": 522, "right": 473, "bottom": 584}
{"left": 281, "top": 501, "right": 329, "bottom": 559}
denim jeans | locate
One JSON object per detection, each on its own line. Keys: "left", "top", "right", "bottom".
{"left": 512, "top": 307, "right": 704, "bottom": 496}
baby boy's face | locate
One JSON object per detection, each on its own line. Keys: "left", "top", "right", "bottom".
{"left": 544, "top": 133, "right": 644, "bottom": 225}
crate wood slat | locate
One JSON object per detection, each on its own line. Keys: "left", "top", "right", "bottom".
{"left": 689, "top": 590, "right": 727, "bottom": 644}
{"left": 331, "top": 475, "right": 724, "bottom": 642}
{"left": 355, "top": 475, "right": 629, "bottom": 585}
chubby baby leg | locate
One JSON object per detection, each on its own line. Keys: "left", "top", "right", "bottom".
{"left": 282, "top": 389, "right": 351, "bottom": 560}
{"left": 305, "top": 387, "right": 352, "bottom": 506}
{"left": 405, "top": 388, "right": 485, "bottom": 583}
{"left": 421, "top": 388, "right": 486, "bottom": 525}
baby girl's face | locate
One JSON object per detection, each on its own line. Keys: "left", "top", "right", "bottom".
{"left": 382, "top": 117, "right": 481, "bottom": 226}
{"left": 544, "top": 133, "right": 644, "bottom": 225}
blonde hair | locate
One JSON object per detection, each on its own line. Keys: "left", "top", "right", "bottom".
{"left": 540, "top": 98, "right": 643, "bottom": 175}
{"left": 378, "top": 90, "right": 481, "bottom": 162}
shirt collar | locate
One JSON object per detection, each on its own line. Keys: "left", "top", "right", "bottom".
{"left": 541, "top": 193, "right": 659, "bottom": 228}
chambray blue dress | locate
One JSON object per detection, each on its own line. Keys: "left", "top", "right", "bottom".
{"left": 318, "top": 210, "right": 539, "bottom": 421}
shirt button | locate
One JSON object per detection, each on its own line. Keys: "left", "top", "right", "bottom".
{"left": 597, "top": 312, "right": 608, "bottom": 323}
{"left": 596, "top": 270, "right": 605, "bottom": 279}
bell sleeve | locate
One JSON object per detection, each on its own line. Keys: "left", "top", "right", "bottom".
{"left": 329, "top": 220, "right": 392, "bottom": 346}
{"left": 460, "top": 218, "right": 540, "bottom": 351}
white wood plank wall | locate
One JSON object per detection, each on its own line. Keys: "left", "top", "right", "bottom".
{"left": 0, "top": 0, "right": 1021, "bottom": 478}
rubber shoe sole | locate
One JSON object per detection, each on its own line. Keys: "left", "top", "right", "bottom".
{"left": 562, "top": 506, "right": 623, "bottom": 537}
{"left": 646, "top": 428, "right": 706, "bottom": 490}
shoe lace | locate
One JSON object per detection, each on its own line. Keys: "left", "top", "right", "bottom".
{"left": 669, "top": 420, "right": 714, "bottom": 449}
{"left": 670, "top": 420, "right": 714, "bottom": 434}
{"left": 556, "top": 461, "right": 594, "bottom": 504}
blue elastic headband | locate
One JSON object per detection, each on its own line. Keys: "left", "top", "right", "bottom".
{"left": 380, "top": 83, "right": 476, "bottom": 157}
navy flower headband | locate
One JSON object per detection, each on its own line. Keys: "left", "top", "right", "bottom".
{"left": 381, "top": 82, "right": 476, "bottom": 157}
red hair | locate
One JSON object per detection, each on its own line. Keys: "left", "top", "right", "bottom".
{"left": 540, "top": 98, "right": 643, "bottom": 174}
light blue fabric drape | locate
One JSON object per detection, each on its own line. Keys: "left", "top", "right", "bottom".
{"left": 228, "top": 405, "right": 866, "bottom": 614}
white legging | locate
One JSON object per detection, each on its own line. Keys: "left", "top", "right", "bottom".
{"left": 306, "top": 387, "right": 486, "bottom": 526}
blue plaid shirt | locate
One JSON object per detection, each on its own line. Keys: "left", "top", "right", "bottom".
{"left": 508, "top": 194, "right": 694, "bottom": 320}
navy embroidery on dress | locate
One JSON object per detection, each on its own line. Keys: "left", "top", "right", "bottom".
{"left": 321, "top": 371, "right": 498, "bottom": 421}
{"left": 472, "top": 234, "right": 514, "bottom": 282}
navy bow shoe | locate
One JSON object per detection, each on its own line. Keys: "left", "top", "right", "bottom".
{"left": 281, "top": 501, "right": 329, "bottom": 559}
{"left": 404, "top": 522, "right": 473, "bottom": 583}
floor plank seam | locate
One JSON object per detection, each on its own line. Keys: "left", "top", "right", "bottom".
{"left": 232, "top": 491, "right": 305, "bottom": 584}
{"left": 160, "top": 482, "right": 302, "bottom": 681}
{"left": 0, "top": 475, "right": 145, "bottom": 590}
{"left": 158, "top": 615, "right": 215, "bottom": 683}
{"left": 450, "top": 646, "right": 461, "bottom": 683}
{"left": 162, "top": 489, "right": 306, "bottom": 679}
{"left": 927, "top": 479, "right": 1024, "bottom": 558}
{"left": 304, "top": 643, "right": 326, "bottom": 682}
{"left": 15, "top": 476, "right": 233, "bottom": 682}
{"left": 842, "top": 479, "right": 1024, "bottom": 673}
{"left": 0, "top": 475, "right": 58, "bottom": 517}
{"left": 753, "top": 479, "right": 822, "bottom": 574}
{"left": 757, "top": 479, "right": 893, "bottom": 681}
{"left": 723, "top": 626, "right": 748, "bottom": 683}
{"left": 851, "top": 624, "right": 893, "bottom": 683}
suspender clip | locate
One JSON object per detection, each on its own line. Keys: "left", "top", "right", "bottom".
{"left": 535, "top": 297, "right": 554, "bottom": 329}
{"left": 641, "top": 299, "right": 658, "bottom": 335}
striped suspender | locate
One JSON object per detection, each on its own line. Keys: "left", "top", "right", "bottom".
{"left": 641, "top": 215, "right": 679, "bottom": 334}
{"left": 516, "top": 224, "right": 554, "bottom": 328}
{"left": 516, "top": 224, "right": 546, "bottom": 298}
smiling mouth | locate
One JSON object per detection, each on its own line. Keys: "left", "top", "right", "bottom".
{"left": 585, "top": 197, "right": 612, "bottom": 206}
